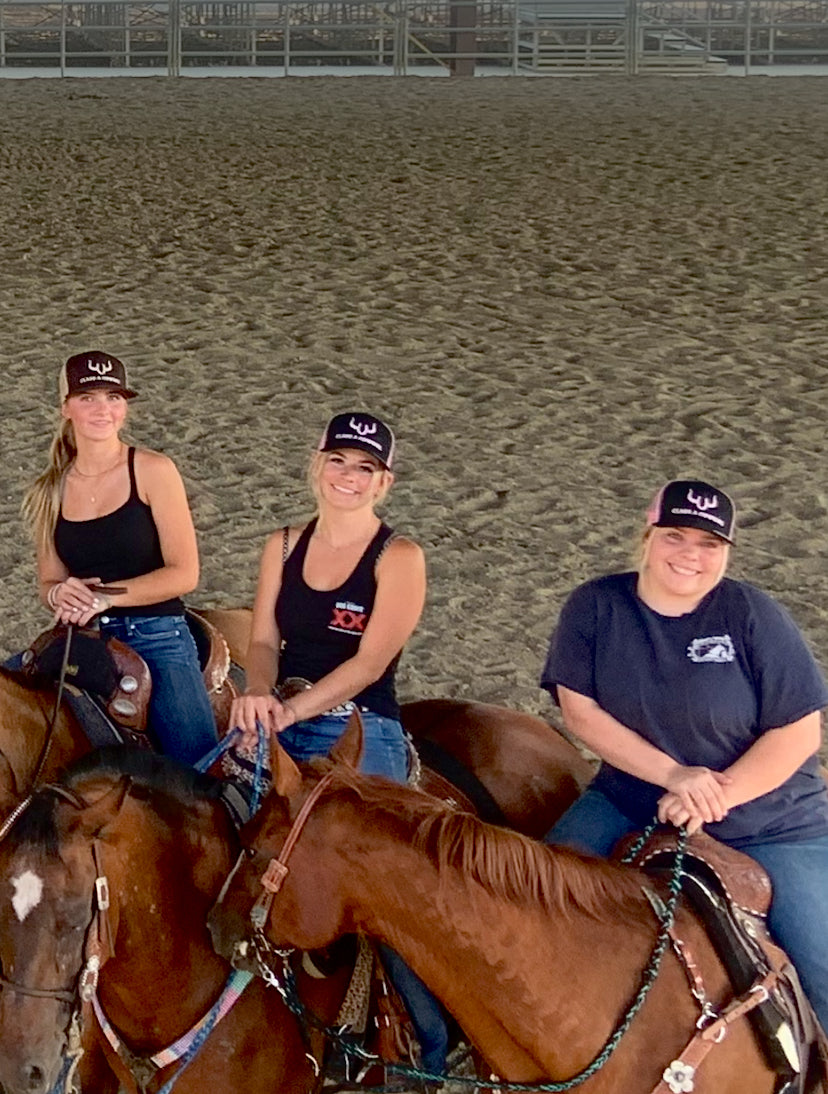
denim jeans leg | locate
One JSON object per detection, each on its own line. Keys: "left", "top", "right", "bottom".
{"left": 379, "top": 944, "right": 450, "bottom": 1075}
{"left": 744, "top": 837, "right": 828, "bottom": 1033}
{"left": 279, "top": 713, "right": 408, "bottom": 780}
{"left": 544, "top": 787, "right": 640, "bottom": 857}
{"left": 101, "top": 616, "right": 217, "bottom": 767}
{"left": 359, "top": 715, "right": 409, "bottom": 780}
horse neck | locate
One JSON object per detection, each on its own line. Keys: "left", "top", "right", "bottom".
{"left": 98, "top": 795, "right": 234, "bottom": 1041}
{"left": 306, "top": 795, "right": 668, "bottom": 1080}
{"left": 0, "top": 674, "right": 87, "bottom": 792}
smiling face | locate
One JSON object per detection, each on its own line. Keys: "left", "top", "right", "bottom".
{"left": 61, "top": 389, "right": 128, "bottom": 443}
{"left": 315, "top": 447, "right": 393, "bottom": 509}
{"left": 637, "top": 525, "right": 730, "bottom": 615}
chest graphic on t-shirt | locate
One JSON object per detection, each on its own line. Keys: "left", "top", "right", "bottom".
{"left": 329, "top": 601, "right": 367, "bottom": 635}
{"left": 687, "top": 635, "right": 735, "bottom": 663}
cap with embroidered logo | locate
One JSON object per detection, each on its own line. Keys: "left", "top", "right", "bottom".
{"left": 318, "top": 412, "right": 395, "bottom": 469}
{"left": 647, "top": 479, "right": 736, "bottom": 543}
{"left": 59, "top": 351, "right": 138, "bottom": 401}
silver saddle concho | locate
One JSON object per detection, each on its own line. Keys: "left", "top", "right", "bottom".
{"left": 274, "top": 677, "right": 368, "bottom": 717}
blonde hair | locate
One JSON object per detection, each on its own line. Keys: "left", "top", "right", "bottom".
{"left": 21, "top": 417, "right": 76, "bottom": 554}
{"left": 307, "top": 449, "right": 393, "bottom": 508}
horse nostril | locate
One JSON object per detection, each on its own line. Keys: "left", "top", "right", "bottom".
{"left": 24, "top": 1063, "right": 46, "bottom": 1092}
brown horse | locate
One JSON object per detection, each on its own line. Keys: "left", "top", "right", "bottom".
{"left": 209, "top": 720, "right": 814, "bottom": 1094}
{"left": 0, "top": 647, "right": 591, "bottom": 839}
{"left": 199, "top": 605, "right": 593, "bottom": 836}
{"left": 0, "top": 747, "right": 338, "bottom": 1094}
{"left": 0, "top": 668, "right": 90, "bottom": 805}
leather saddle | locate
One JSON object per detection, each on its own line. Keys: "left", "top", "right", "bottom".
{"left": 619, "top": 829, "right": 828, "bottom": 1094}
{"left": 15, "top": 609, "right": 238, "bottom": 749}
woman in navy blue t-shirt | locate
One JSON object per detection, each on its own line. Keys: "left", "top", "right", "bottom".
{"left": 542, "top": 478, "right": 828, "bottom": 1032}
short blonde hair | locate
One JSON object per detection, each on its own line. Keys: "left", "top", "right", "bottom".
{"left": 307, "top": 449, "right": 393, "bottom": 508}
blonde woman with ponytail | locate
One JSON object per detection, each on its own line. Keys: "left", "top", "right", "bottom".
{"left": 22, "top": 351, "right": 217, "bottom": 766}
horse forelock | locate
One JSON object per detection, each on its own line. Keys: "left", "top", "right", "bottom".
{"left": 2, "top": 791, "right": 61, "bottom": 859}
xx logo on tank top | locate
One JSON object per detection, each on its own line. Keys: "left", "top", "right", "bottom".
{"left": 329, "top": 600, "right": 367, "bottom": 635}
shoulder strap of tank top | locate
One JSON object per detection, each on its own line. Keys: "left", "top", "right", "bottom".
{"left": 370, "top": 523, "right": 397, "bottom": 568}
{"left": 127, "top": 446, "right": 138, "bottom": 500}
{"left": 284, "top": 519, "right": 316, "bottom": 570}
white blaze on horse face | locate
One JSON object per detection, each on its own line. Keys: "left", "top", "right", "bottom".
{"left": 11, "top": 870, "right": 44, "bottom": 922}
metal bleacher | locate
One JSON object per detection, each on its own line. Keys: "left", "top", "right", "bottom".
{"left": 517, "top": 0, "right": 728, "bottom": 72}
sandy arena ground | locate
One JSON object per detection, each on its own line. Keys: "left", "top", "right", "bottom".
{"left": 0, "top": 75, "right": 826, "bottom": 733}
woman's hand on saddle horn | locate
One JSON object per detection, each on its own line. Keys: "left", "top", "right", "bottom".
{"left": 51, "top": 576, "right": 112, "bottom": 627}
{"left": 232, "top": 691, "right": 293, "bottom": 747}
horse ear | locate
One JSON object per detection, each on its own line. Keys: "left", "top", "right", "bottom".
{"left": 70, "top": 776, "right": 132, "bottom": 839}
{"left": 329, "top": 710, "right": 364, "bottom": 770}
{"left": 271, "top": 734, "right": 302, "bottom": 799}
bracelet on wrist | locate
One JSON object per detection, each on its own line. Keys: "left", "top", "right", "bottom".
{"left": 47, "top": 582, "right": 63, "bottom": 610}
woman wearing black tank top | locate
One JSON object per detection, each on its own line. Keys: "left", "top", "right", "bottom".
{"left": 231, "top": 412, "right": 447, "bottom": 1071}
{"left": 22, "top": 351, "right": 217, "bottom": 766}
{"left": 231, "top": 411, "right": 426, "bottom": 779}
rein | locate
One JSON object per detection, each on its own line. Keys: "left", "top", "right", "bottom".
{"left": 244, "top": 815, "right": 691, "bottom": 1093}
{"left": 27, "top": 587, "right": 129, "bottom": 790}
{"left": 30, "top": 622, "right": 75, "bottom": 790}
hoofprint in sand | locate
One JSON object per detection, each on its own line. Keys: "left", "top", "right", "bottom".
{"left": 0, "top": 76, "right": 826, "bottom": 736}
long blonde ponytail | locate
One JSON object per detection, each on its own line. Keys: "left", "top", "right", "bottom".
{"left": 21, "top": 418, "right": 76, "bottom": 555}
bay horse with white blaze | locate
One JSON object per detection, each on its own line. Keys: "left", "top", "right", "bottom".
{"left": 209, "top": 717, "right": 824, "bottom": 1094}
{"left": 0, "top": 748, "right": 330, "bottom": 1094}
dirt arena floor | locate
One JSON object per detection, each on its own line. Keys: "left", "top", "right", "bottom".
{"left": 1, "top": 75, "right": 826, "bottom": 736}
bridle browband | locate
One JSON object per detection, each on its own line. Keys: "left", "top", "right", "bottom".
{"left": 247, "top": 771, "right": 336, "bottom": 931}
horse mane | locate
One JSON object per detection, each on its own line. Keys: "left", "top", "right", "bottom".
{"left": 320, "top": 766, "right": 649, "bottom": 926}
{"left": 63, "top": 746, "right": 225, "bottom": 818}
{"left": 5, "top": 748, "right": 223, "bottom": 855}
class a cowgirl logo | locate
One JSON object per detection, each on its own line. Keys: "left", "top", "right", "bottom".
{"left": 687, "top": 635, "right": 735, "bottom": 663}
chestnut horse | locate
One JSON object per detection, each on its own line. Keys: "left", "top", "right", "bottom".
{"left": 196, "top": 606, "right": 593, "bottom": 837}
{"left": 0, "top": 747, "right": 339, "bottom": 1094}
{"left": 209, "top": 721, "right": 819, "bottom": 1094}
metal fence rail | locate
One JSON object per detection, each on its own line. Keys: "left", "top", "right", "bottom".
{"left": 1, "top": 0, "right": 827, "bottom": 72}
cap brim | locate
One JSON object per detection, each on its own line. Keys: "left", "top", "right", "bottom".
{"left": 653, "top": 516, "right": 733, "bottom": 544}
{"left": 64, "top": 383, "right": 139, "bottom": 400}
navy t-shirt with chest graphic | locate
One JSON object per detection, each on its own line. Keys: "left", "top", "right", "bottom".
{"left": 541, "top": 572, "right": 828, "bottom": 847}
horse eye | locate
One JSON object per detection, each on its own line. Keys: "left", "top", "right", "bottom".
{"left": 244, "top": 846, "right": 256, "bottom": 860}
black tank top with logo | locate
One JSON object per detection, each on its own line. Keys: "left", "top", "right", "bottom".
{"left": 276, "top": 518, "right": 400, "bottom": 719}
{"left": 54, "top": 447, "right": 183, "bottom": 617}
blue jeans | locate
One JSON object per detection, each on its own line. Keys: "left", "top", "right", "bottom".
{"left": 545, "top": 787, "right": 828, "bottom": 1033}
{"left": 279, "top": 710, "right": 449, "bottom": 1073}
{"left": 98, "top": 614, "right": 217, "bottom": 767}
{"left": 278, "top": 711, "right": 409, "bottom": 780}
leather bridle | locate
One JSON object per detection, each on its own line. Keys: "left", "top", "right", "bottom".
{"left": 244, "top": 771, "right": 336, "bottom": 932}
{"left": 0, "top": 785, "right": 113, "bottom": 1007}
